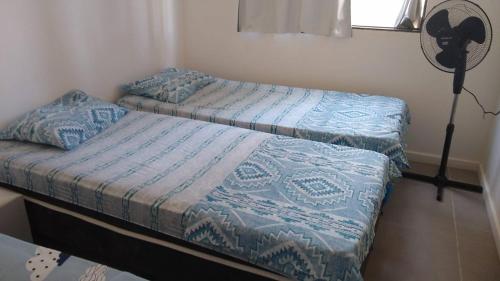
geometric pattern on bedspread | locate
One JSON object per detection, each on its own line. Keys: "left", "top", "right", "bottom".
{"left": 0, "top": 112, "right": 390, "bottom": 281}
{"left": 295, "top": 92, "right": 410, "bottom": 176}
{"left": 183, "top": 137, "right": 390, "bottom": 281}
{"left": 118, "top": 78, "right": 410, "bottom": 178}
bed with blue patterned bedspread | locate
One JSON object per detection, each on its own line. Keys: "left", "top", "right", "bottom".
{"left": 0, "top": 233, "right": 144, "bottom": 281}
{"left": 118, "top": 78, "right": 410, "bottom": 177}
{"left": 0, "top": 111, "right": 390, "bottom": 281}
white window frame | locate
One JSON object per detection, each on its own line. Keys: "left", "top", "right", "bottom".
{"left": 351, "top": 0, "right": 428, "bottom": 32}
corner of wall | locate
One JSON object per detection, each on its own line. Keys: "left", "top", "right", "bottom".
{"left": 480, "top": 164, "right": 500, "bottom": 259}
{"left": 480, "top": 94, "right": 500, "bottom": 259}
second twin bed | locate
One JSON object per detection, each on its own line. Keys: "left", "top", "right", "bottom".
{"left": 118, "top": 71, "right": 410, "bottom": 177}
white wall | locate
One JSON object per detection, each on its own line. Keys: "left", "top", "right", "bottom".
{"left": 2, "top": 0, "right": 496, "bottom": 166}
{"left": 484, "top": 94, "right": 500, "bottom": 255}
{"left": 0, "top": 0, "right": 177, "bottom": 127}
{"left": 180, "top": 0, "right": 500, "bottom": 166}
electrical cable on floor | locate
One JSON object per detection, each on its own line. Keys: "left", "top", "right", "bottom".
{"left": 462, "top": 87, "right": 500, "bottom": 118}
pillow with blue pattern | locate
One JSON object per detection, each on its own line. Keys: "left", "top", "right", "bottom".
{"left": 123, "top": 68, "right": 215, "bottom": 104}
{"left": 0, "top": 90, "right": 128, "bottom": 150}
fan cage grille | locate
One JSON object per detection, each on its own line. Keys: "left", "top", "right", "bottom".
{"left": 420, "top": 0, "right": 492, "bottom": 73}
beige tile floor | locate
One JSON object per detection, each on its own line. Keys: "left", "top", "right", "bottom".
{"left": 364, "top": 162, "right": 500, "bottom": 281}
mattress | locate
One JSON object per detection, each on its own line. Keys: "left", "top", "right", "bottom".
{"left": 0, "top": 111, "right": 390, "bottom": 281}
{"left": 118, "top": 78, "right": 410, "bottom": 177}
{"left": 0, "top": 233, "right": 144, "bottom": 281}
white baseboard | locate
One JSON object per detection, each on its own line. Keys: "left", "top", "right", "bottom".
{"left": 406, "top": 150, "right": 480, "bottom": 172}
{"left": 479, "top": 165, "right": 500, "bottom": 259}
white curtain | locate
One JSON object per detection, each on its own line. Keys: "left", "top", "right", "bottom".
{"left": 238, "top": 0, "right": 352, "bottom": 38}
{"left": 395, "top": 0, "right": 425, "bottom": 30}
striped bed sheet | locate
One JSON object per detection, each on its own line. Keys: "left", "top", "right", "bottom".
{"left": 0, "top": 233, "right": 144, "bottom": 281}
{"left": 118, "top": 78, "right": 410, "bottom": 177}
{"left": 0, "top": 111, "right": 390, "bottom": 281}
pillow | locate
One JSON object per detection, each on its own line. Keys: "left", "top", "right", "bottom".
{"left": 123, "top": 68, "right": 215, "bottom": 104}
{"left": 0, "top": 90, "right": 128, "bottom": 150}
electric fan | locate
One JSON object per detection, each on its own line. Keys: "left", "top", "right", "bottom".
{"left": 404, "top": 0, "right": 492, "bottom": 201}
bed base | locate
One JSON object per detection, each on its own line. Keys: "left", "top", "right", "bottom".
{"left": 25, "top": 201, "right": 272, "bottom": 281}
{"left": 3, "top": 183, "right": 374, "bottom": 281}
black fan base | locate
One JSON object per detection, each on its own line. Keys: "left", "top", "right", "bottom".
{"left": 403, "top": 171, "right": 483, "bottom": 201}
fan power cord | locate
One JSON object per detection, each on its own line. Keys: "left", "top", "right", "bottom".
{"left": 462, "top": 87, "right": 500, "bottom": 117}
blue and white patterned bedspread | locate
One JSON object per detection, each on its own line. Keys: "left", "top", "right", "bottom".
{"left": 0, "top": 233, "right": 144, "bottom": 281}
{"left": 0, "top": 112, "right": 390, "bottom": 281}
{"left": 118, "top": 78, "right": 410, "bottom": 177}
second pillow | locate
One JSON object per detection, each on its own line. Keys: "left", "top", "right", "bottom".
{"left": 123, "top": 68, "right": 215, "bottom": 104}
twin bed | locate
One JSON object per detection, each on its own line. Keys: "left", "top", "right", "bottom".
{"left": 118, "top": 77, "right": 410, "bottom": 177}
{"left": 0, "top": 73, "right": 410, "bottom": 281}
{"left": 1, "top": 112, "right": 390, "bottom": 280}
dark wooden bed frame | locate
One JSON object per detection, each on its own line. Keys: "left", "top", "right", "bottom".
{"left": 2, "top": 183, "right": 374, "bottom": 281}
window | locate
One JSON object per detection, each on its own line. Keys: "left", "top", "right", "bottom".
{"left": 351, "top": 0, "right": 428, "bottom": 31}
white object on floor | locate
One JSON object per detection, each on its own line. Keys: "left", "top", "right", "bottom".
{"left": 0, "top": 186, "right": 32, "bottom": 242}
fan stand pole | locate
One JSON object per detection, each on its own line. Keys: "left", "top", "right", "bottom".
{"left": 403, "top": 93, "right": 483, "bottom": 201}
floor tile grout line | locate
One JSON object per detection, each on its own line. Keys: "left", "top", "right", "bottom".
{"left": 451, "top": 192, "right": 464, "bottom": 281}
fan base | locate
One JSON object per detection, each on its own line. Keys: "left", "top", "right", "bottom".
{"left": 402, "top": 172, "right": 483, "bottom": 201}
